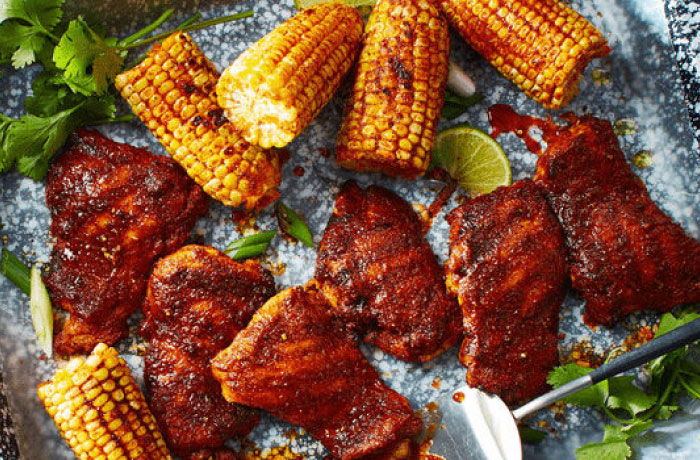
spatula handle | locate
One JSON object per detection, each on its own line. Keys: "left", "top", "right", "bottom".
{"left": 513, "top": 317, "right": 700, "bottom": 421}
{"left": 589, "top": 317, "right": 700, "bottom": 383}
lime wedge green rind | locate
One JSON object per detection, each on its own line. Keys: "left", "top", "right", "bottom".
{"left": 432, "top": 126, "right": 511, "bottom": 196}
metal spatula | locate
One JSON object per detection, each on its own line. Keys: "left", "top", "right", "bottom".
{"left": 418, "top": 317, "right": 700, "bottom": 460}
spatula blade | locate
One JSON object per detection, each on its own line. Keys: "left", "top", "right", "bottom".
{"left": 417, "top": 386, "right": 522, "bottom": 460}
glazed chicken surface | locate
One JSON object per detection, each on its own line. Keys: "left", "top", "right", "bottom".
{"left": 211, "top": 285, "right": 422, "bottom": 460}
{"left": 44, "top": 129, "right": 209, "bottom": 355}
{"left": 315, "top": 181, "right": 462, "bottom": 362}
{"left": 141, "top": 245, "right": 276, "bottom": 459}
{"left": 535, "top": 117, "right": 700, "bottom": 326}
{"left": 446, "top": 179, "right": 568, "bottom": 404}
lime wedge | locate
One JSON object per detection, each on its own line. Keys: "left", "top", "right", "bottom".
{"left": 432, "top": 125, "right": 511, "bottom": 196}
{"left": 294, "top": 0, "right": 376, "bottom": 10}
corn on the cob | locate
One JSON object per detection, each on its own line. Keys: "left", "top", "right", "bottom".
{"left": 336, "top": 0, "right": 450, "bottom": 178}
{"left": 438, "top": 0, "right": 610, "bottom": 109}
{"left": 115, "top": 33, "right": 282, "bottom": 210}
{"left": 38, "top": 343, "right": 172, "bottom": 460}
{"left": 217, "top": 3, "right": 364, "bottom": 149}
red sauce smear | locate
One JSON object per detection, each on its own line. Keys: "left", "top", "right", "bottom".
{"left": 319, "top": 147, "right": 332, "bottom": 158}
{"left": 278, "top": 148, "right": 291, "bottom": 166}
{"left": 293, "top": 166, "right": 305, "bottom": 177}
{"left": 452, "top": 391, "right": 465, "bottom": 403}
{"left": 488, "top": 104, "right": 558, "bottom": 155}
{"left": 231, "top": 208, "right": 251, "bottom": 222}
{"left": 422, "top": 182, "right": 457, "bottom": 235}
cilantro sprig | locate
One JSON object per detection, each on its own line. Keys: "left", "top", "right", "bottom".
{"left": 0, "top": 0, "right": 63, "bottom": 68}
{"left": 547, "top": 310, "right": 700, "bottom": 460}
{"left": 0, "top": 0, "right": 253, "bottom": 181}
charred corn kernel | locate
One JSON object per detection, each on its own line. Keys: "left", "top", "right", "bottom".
{"left": 217, "top": 3, "right": 364, "bottom": 149}
{"left": 336, "top": 0, "right": 450, "bottom": 179}
{"left": 438, "top": 0, "right": 610, "bottom": 109}
{"left": 38, "top": 344, "right": 172, "bottom": 460}
{"left": 115, "top": 33, "right": 282, "bottom": 210}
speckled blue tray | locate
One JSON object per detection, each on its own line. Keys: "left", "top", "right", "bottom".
{"left": 1, "top": 1, "right": 700, "bottom": 459}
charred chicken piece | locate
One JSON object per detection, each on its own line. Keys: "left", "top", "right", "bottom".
{"left": 44, "top": 129, "right": 209, "bottom": 355}
{"left": 141, "top": 245, "right": 276, "bottom": 459}
{"left": 315, "top": 181, "right": 462, "bottom": 362}
{"left": 446, "top": 180, "right": 568, "bottom": 404}
{"left": 535, "top": 117, "right": 700, "bottom": 326}
{"left": 211, "top": 285, "right": 422, "bottom": 460}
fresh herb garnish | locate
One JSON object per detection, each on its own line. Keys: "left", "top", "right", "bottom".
{"left": 0, "top": 2, "right": 253, "bottom": 180}
{"left": 0, "top": 249, "right": 53, "bottom": 355}
{"left": 518, "top": 425, "right": 546, "bottom": 444}
{"left": 225, "top": 230, "right": 277, "bottom": 260}
{"left": 547, "top": 310, "right": 700, "bottom": 460}
{"left": 441, "top": 88, "right": 484, "bottom": 120}
{"left": 574, "top": 421, "right": 652, "bottom": 460}
{"left": 53, "top": 17, "right": 125, "bottom": 96}
{"left": 0, "top": 0, "right": 64, "bottom": 69}
{"left": 1, "top": 248, "right": 31, "bottom": 295}
{"left": 30, "top": 264, "right": 53, "bottom": 357}
{"left": 276, "top": 201, "right": 314, "bottom": 248}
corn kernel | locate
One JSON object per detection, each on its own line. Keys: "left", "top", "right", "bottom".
{"left": 115, "top": 32, "right": 282, "bottom": 209}
{"left": 38, "top": 345, "right": 172, "bottom": 459}
{"left": 438, "top": 0, "right": 610, "bottom": 108}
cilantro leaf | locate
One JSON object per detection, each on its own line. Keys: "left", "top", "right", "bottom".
{"left": 22, "top": 0, "right": 64, "bottom": 31}
{"left": 654, "top": 404, "right": 679, "bottom": 420}
{"left": 575, "top": 438, "right": 630, "bottom": 460}
{"left": 0, "top": 21, "right": 50, "bottom": 68}
{"left": 607, "top": 376, "right": 656, "bottom": 416}
{"left": 80, "top": 93, "right": 116, "bottom": 120}
{"left": 3, "top": 90, "right": 115, "bottom": 179}
{"left": 53, "top": 18, "right": 123, "bottom": 95}
{"left": 575, "top": 421, "right": 652, "bottom": 460}
{"left": 0, "top": 0, "right": 63, "bottom": 68}
{"left": 656, "top": 311, "right": 700, "bottom": 338}
{"left": 0, "top": 114, "right": 17, "bottom": 173}
{"left": 24, "top": 70, "right": 116, "bottom": 121}
{"left": 518, "top": 425, "right": 546, "bottom": 444}
{"left": 0, "top": 0, "right": 64, "bottom": 30}
{"left": 6, "top": 104, "right": 83, "bottom": 180}
{"left": 548, "top": 364, "right": 609, "bottom": 407}
{"left": 24, "top": 70, "right": 80, "bottom": 116}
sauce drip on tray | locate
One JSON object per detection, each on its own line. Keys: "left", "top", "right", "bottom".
{"left": 488, "top": 104, "right": 559, "bottom": 155}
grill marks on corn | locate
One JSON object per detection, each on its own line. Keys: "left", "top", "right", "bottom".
{"left": 337, "top": 0, "right": 450, "bottom": 178}
{"left": 115, "top": 33, "right": 282, "bottom": 209}
{"left": 217, "top": 4, "right": 364, "bottom": 149}
{"left": 438, "top": 0, "right": 610, "bottom": 109}
{"left": 38, "top": 344, "right": 172, "bottom": 460}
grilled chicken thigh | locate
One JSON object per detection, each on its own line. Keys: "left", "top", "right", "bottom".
{"left": 446, "top": 179, "right": 568, "bottom": 404}
{"left": 535, "top": 117, "right": 700, "bottom": 326}
{"left": 44, "top": 129, "right": 209, "bottom": 354}
{"left": 212, "top": 284, "right": 422, "bottom": 460}
{"left": 141, "top": 245, "right": 275, "bottom": 459}
{"left": 315, "top": 181, "right": 462, "bottom": 362}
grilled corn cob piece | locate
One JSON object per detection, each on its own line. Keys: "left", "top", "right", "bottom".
{"left": 38, "top": 343, "right": 172, "bottom": 460}
{"left": 438, "top": 0, "right": 610, "bottom": 109}
{"left": 115, "top": 33, "right": 282, "bottom": 210}
{"left": 217, "top": 3, "right": 364, "bottom": 149}
{"left": 336, "top": 0, "right": 450, "bottom": 178}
